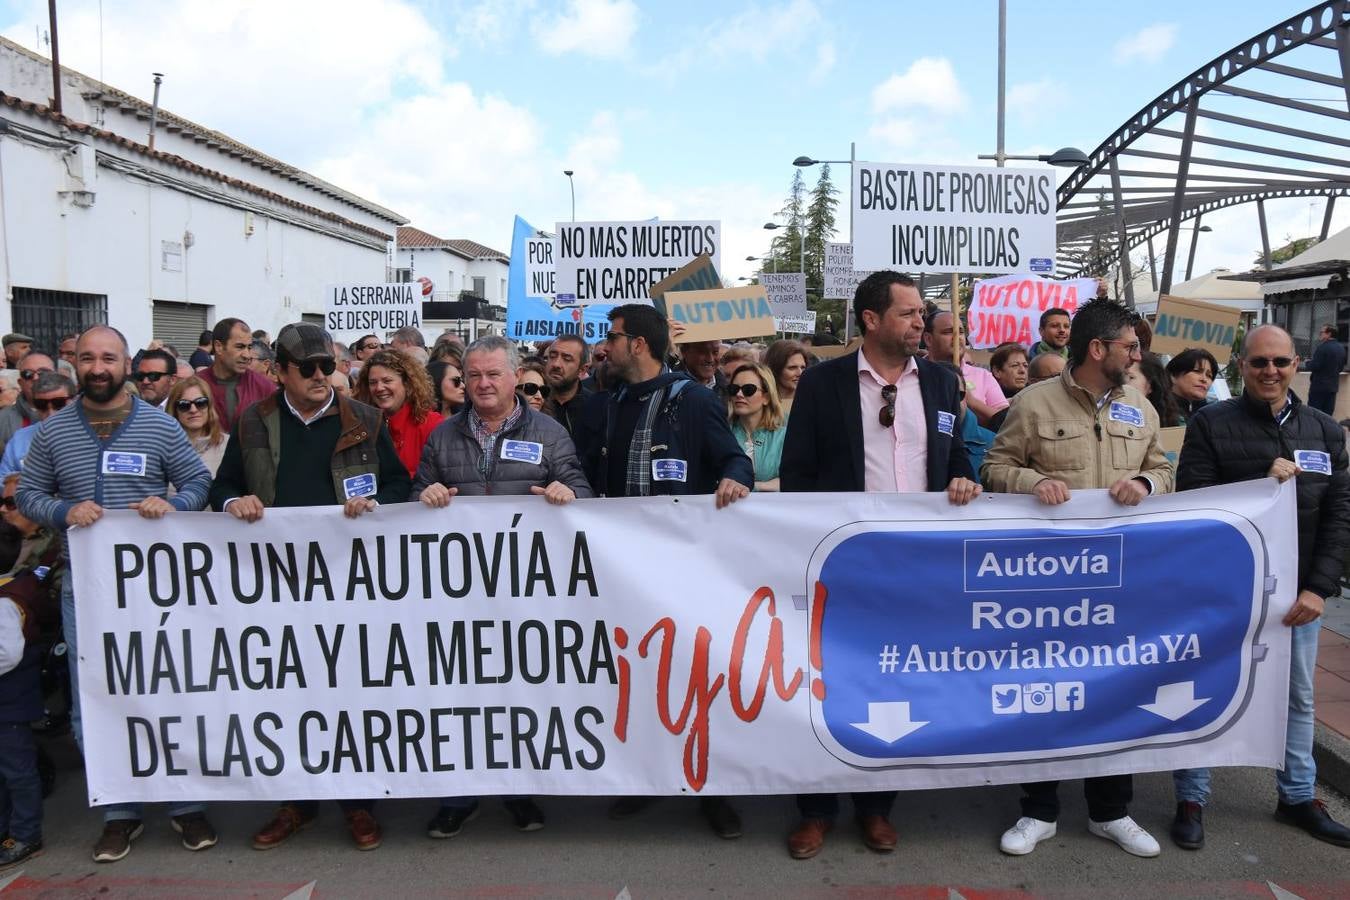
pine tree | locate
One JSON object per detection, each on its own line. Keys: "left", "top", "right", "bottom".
{"left": 804, "top": 164, "right": 839, "bottom": 296}
{"left": 769, "top": 169, "right": 807, "bottom": 274}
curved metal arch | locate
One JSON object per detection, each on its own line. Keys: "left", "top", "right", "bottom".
{"left": 1056, "top": 1, "right": 1348, "bottom": 208}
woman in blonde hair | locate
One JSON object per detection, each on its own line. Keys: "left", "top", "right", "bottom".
{"left": 167, "top": 375, "right": 229, "bottom": 475}
{"left": 726, "top": 362, "right": 786, "bottom": 492}
{"left": 355, "top": 349, "right": 442, "bottom": 478}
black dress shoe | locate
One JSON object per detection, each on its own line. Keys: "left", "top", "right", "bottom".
{"left": 504, "top": 798, "right": 545, "bottom": 832}
{"left": 1275, "top": 799, "right": 1350, "bottom": 847}
{"left": 699, "top": 796, "right": 742, "bottom": 839}
{"left": 1170, "top": 801, "right": 1205, "bottom": 850}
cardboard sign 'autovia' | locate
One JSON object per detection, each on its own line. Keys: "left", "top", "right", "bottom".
{"left": 807, "top": 510, "right": 1271, "bottom": 767}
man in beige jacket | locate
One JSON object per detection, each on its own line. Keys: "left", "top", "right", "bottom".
{"left": 982, "top": 297, "right": 1174, "bottom": 859}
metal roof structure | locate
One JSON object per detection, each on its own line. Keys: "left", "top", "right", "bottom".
{"left": 1054, "top": 1, "right": 1350, "bottom": 303}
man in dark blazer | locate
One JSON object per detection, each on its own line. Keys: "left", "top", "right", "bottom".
{"left": 780, "top": 270, "right": 979, "bottom": 860}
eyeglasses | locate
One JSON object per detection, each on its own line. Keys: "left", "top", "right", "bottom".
{"left": 447, "top": 376, "right": 464, "bottom": 388}
{"left": 1246, "top": 356, "right": 1294, "bottom": 370}
{"left": 32, "top": 397, "right": 68, "bottom": 412}
{"left": 879, "top": 384, "right": 897, "bottom": 428}
{"left": 19, "top": 368, "right": 52, "bottom": 381}
{"left": 605, "top": 330, "right": 633, "bottom": 343}
{"left": 726, "top": 383, "right": 761, "bottom": 398}
{"left": 0, "top": 497, "right": 15, "bottom": 510}
{"left": 293, "top": 359, "right": 337, "bottom": 378}
{"left": 134, "top": 371, "right": 170, "bottom": 383}
{"left": 517, "top": 382, "right": 551, "bottom": 398}
{"left": 1098, "top": 339, "right": 1142, "bottom": 355}
{"left": 175, "top": 397, "right": 211, "bottom": 413}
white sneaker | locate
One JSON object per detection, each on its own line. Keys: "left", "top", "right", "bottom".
{"left": 999, "top": 816, "right": 1056, "bottom": 855}
{"left": 1088, "top": 816, "right": 1161, "bottom": 857}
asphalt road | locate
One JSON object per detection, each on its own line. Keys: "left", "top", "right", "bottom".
{"left": 4, "top": 748, "right": 1348, "bottom": 899}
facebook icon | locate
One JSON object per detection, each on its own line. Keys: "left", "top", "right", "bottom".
{"left": 1055, "top": 682, "right": 1085, "bottom": 712}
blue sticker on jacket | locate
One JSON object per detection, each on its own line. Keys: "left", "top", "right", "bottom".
{"left": 1108, "top": 402, "right": 1144, "bottom": 428}
{"left": 652, "top": 459, "right": 688, "bottom": 482}
{"left": 501, "top": 439, "right": 544, "bottom": 464}
{"left": 936, "top": 411, "right": 956, "bottom": 436}
{"left": 343, "top": 473, "right": 377, "bottom": 499}
{"left": 1295, "top": 449, "right": 1332, "bottom": 475}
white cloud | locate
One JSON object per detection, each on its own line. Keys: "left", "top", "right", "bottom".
{"left": 810, "top": 40, "right": 836, "bottom": 83}
{"left": 645, "top": 0, "right": 831, "bottom": 79}
{"left": 532, "top": 0, "right": 639, "bottom": 60}
{"left": 1112, "top": 23, "right": 1178, "bottom": 66}
{"left": 1006, "top": 78, "right": 1069, "bottom": 124}
{"left": 871, "top": 57, "right": 965, "bottom": 116}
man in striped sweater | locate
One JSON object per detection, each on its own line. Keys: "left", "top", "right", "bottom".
{"left": 16, "top": 325, "right": 214, "bottom": 864}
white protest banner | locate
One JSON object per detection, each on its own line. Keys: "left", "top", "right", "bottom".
{"left": 665, "top": 285, "right": 775, "bottom": 343}
{"left": 1152, "top": 295, "right": 1243, "bottom": 367}
{"left": 824, "top": 242, "right": 877, "bottom": 299}
{"left": 761, "top": 273, "right": 808, "bottom": 316}
{"left": 966, "top": 273, "right": 1098, "bottom": 349}
{"left": 525, "top": 237, "right": 555, "bottom": 299}
{"left": 775, "top": 312, "right": 817, "bottom": 334}
{"left": 72, "top": 481, "right": 1293, "bottom": 804}
{"left": 554, "top": 221, "right": 721, "bottom": 305}
{"left": 851, "top": 162, "right": 1056, "bottom": 274}
{"left": 324, "top": 283, "right": 422, "bottom": 337}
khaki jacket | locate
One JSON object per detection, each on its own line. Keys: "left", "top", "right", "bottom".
{"left": 982, "top": 366, "right": 1174, "bottom": 495}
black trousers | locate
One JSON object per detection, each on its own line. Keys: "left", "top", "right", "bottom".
{"left": 796, "top": 791, "right": 896, "bottom": 820}
{"left": 1307, "top": 388, "right": 1337, "bottom": 416}
{"left": 1020, "top": 775, "right": 1131, "bottom": 823}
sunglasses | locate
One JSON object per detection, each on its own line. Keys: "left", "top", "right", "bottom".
{"left": 879, "top": 384, "right": 897, "bottom": 428}
{"left": 32, "top": 397, "right": 68, "bottom": 412}
{"left": 20, "top": 368, "right": 52, "bottom": 381}
{"left": 1246, "top": 356, "right": 1294, "bottom": 370}
{"left": 0, "top": 497, "right": 15, "bottom": 510}
{"left": 517, "top": 382, "right": 551, "bottom": 398}
{"left": 135, "top": 371, "right": 170, "bottom": 382}
{"left": 726, "top": 383, "right": 761, "bottom": 398}
{"left": 293, "top": 359, "right": 337, "bottom": 378}
{"left": 605, "top": 330, "right": 633, "bottom": 343}
{"left": 175, "top": 397, "right": 211, "bottom": 413}
{"left": 447, "top": 376, "right": 464, "bottom": 388}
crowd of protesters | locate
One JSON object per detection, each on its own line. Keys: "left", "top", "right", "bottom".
{"left": 0, "top": 271, "right": 1347, "bottom": 871}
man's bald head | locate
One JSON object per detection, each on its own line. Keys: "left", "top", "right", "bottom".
{"left": 1241, "top": 324, "right": 1295, "bottom": 358}
{"left": 1028, "top": 352, "right": 1066, "bottom": 383}
{"left": 77, "top": 325, "right": 130, "bottom": 355}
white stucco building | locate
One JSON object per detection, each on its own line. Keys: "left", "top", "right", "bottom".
{"left": 394, "top": 226, "right": 509, "bottom": 342}
{"left": 0, "top": 37, "right": 406, "bottom": 354}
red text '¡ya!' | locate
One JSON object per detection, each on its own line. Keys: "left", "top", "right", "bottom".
{"left": 610, "top": 586, "right": 805, "bottom": 792}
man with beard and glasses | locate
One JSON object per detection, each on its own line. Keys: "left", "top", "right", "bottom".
{"left": 982, "top": 298, "right": 1173, "bottom": 859}
{"left": 16, "top": 325, "right": 214, "bottom": 864}
{"left": 543, "top": 333, "right": 592, "bottom": 438}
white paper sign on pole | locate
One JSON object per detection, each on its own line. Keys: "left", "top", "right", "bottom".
{"left": 761, "top": 273, "right": 808, "bottom": 316}
{"left": 775, "top": 312, "right": 817, "bottom": 334}
{"left": 323, "top": 283, "right": 422, "bottom": 337}
{"left": 525, "top": 237, "right": 556, "bottom": 299}
{"left": 553, "top": 221, "right": 721, "bottom": 305}
{"left": 850, "top": 162, "right": 1057, "bottom": 274}
{"left": 823, "top": 242, "right": 877, "bottom": 300}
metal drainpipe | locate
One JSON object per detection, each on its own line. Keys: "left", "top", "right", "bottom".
{"left": 148, "top": 73, "right": 163, "bottom": 150}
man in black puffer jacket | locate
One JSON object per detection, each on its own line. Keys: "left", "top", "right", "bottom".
{"left": 1169, "top": 325, "right": 1350, "bottom": 851}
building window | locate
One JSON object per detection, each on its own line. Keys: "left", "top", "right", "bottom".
{"left": 11, "top": 287, "right": 108, "bottom": 356}
{"left": 473, "top": 277, "right": 486, "bottom": 297}
{"left": 394, "top": 268, "right": 412, "bottom": 283}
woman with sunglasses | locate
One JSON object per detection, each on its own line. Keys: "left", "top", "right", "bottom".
{"left": 164, "top": 375, "right": 229, "bottom": 476}
{"left": 427, "top": 359, "right": 466, "bottom": 417}
{"left": 355, "top": 350, "right": 442, "bottom": 479}
{"left": 726, "top": 363, "right": 786, "bottom": 492}
{"left": 515, "top": 360, "right": 556, "bottom": 416}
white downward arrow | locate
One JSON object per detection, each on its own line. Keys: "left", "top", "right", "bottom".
{"left": 1139, "top": 681, "right": 1210, "bottom": 721}
{"left": 851, "top": 701, "right": 928, "bottom": 743}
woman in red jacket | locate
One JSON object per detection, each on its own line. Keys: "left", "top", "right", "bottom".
{"left": 355, "top": 349, "right": 442, "bottom": 478}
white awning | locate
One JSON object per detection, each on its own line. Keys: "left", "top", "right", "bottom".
{"left": 1262, "top": 274, "right": 1335, "bottom": 295}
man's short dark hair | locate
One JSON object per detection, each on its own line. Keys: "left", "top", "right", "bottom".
{"left": 198, "top": 330, "right": 213, "bottom": 346}
{"left": 211, "top": 317, "right": 247, "bottom": 346}
{"left": 608, "top": 304, "right": 669, "bottom": 361}
{"left": 138, "top": 348, "right": 177, "bottom": 371}
{"left": 922, "top": 308, "right": 951, "bottom": 335}
{"left": 551, "top": 332, "right": 590, "bottom": 366}
{"left": 853, "top": 271, "right": 916, "bottom": 337}
{"left": 1067, "top": 298, "right": 1140, "bottom": 367}
{"left": 32, "top": 371, "right": 75, "bottom": 395}
{"left": 1040, "top": 308, "right": 1071, "bottom": 329}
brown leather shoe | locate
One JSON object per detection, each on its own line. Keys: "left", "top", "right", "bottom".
{"left": 788, "top": 818, "right": 831, "bottom": 859}
{"left": 251, "top": 805, "right": 314, "bottom": 851}
{"left": 858, "top": 814, "right": 897, "bottom": 852}
{"left": 345, "top": 809, "right": 382, "bottom": 851}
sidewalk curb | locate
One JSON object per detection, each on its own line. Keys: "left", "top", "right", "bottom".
{"left": 1314, "top": 722, "right": 1350, "bottom": 798}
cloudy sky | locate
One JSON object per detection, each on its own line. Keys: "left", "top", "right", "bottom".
{"left": 2, "top": 0, "right": 1343, "bottom": 283}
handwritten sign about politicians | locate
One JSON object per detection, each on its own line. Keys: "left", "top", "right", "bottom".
{"left": 70, "top": 481, "right": 1292, "bottom": 804}
{"left": 506, "top": 216, "right": 616, "bottom": 343}
{"left": 966, "top": 274, "right": 1097, "bottom": 349}
{"left": 554, "top": 221, "right": 721, "bottom": 305}
{"left": 665, "top": 286, "right": 776, "bottom": 343}
{"left": 324, "top": 283, "right": 422, "bottom": 337}
{"left": 762, "top": 273, "right": 809, "bottom": 317}
{"left": 823, "top": 242, "right": 877, "bottom": 300}
{"left": 648, "top": 255, "right": 723, "bottom": 318}
{"left": 851, "top": 162, "right": 1056, "bottom": 274}
{"left": 1151, "top": 295, "right": 1242, "bottom": 366}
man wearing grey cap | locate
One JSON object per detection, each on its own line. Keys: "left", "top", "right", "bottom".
{"left": 2, "top": 333, "right": 34, "bottom": 370}
{"left": 207, "top": 322, "right": 410, "bottom": 852}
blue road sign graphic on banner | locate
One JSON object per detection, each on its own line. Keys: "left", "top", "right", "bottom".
{"left": 806, "top": 513, "right": 1269, "bottom": 767}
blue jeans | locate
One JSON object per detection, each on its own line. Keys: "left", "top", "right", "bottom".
{"left": 1174, "top": 619, "right": 1318, "bottom": 805}
{"left": 0, "top": 723, "right": 42, "bottom": 843}
{"left": 62, "top": 578, "right": 204, "bottom": 823}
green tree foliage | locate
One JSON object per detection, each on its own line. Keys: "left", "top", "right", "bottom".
{"left": 1255, "top": 235, "right": 1318, "bottom": 267}
{"left": 804, "top": 165, "right": 839, "bottom": 296}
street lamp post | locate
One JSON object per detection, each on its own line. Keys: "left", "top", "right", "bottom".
{"left": 563, "top": 170, "right": 575, "bottom": 223}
